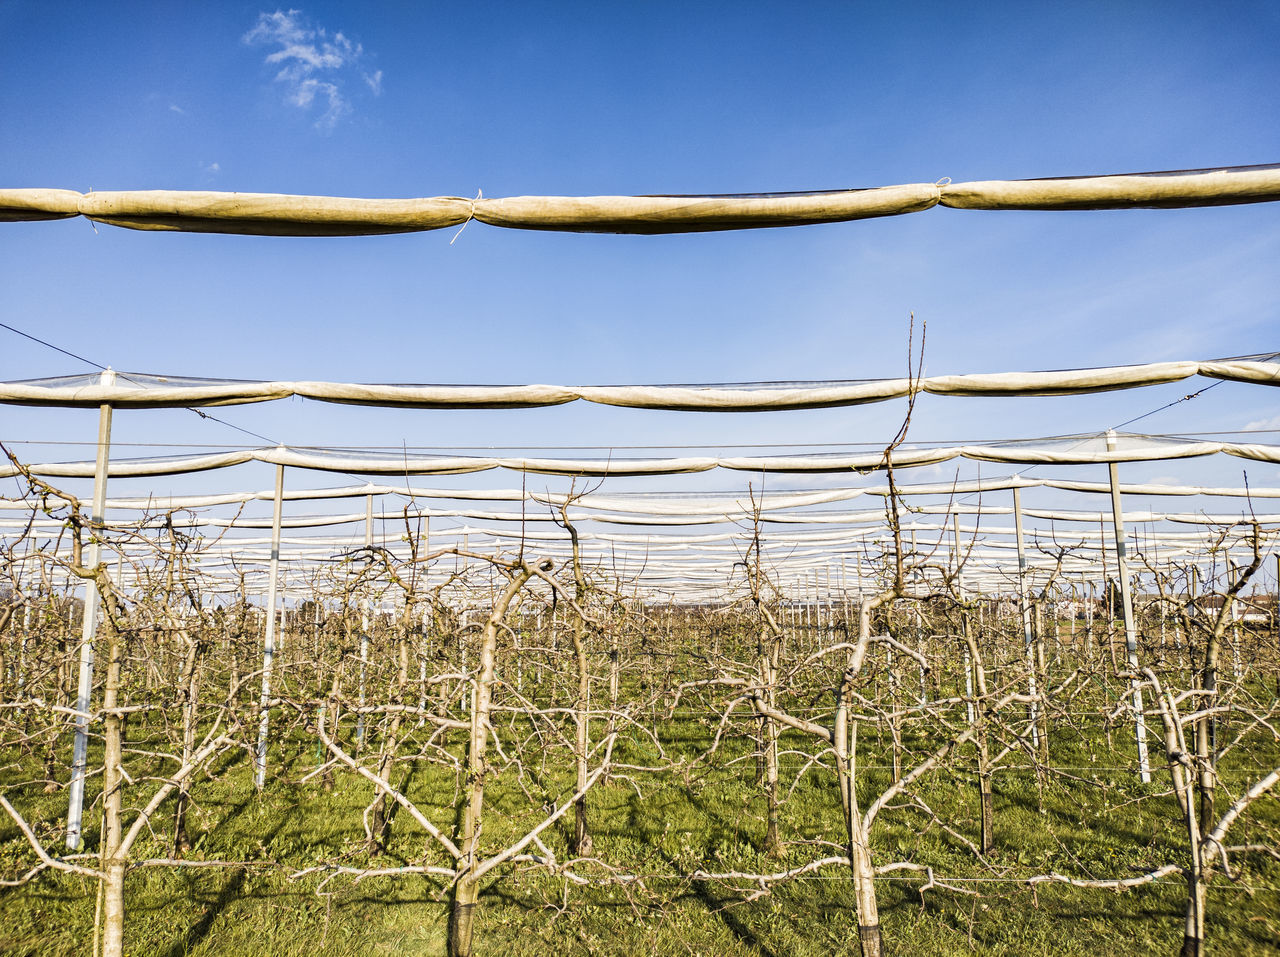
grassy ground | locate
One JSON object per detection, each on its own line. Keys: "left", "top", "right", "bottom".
{"left": 2, "top": 708, "right": 1278, "bottom": 956}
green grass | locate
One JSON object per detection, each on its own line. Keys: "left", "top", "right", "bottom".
{"left": 2, "top": 704, "right": 1278, "bottom": 955}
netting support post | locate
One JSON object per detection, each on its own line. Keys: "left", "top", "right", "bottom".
{"left": 66, "top": 369, "right": 115, "bottom": 850}
{"left": 1106, "top": 431, "right": 1151, "bottom": 783}
{"left": 1012, "top": 487, "right": 1041, "bottom": 749}
{"left": 418, "top": 516, "right": 430, "bottom": 718}
{"left": 356, "top": 493, "right": 373, "bottom": 749}
{"left": 254, "top": 462, "right": 285, "bottom": 790}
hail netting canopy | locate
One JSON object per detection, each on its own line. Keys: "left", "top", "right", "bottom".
{"left": 0, "top": 356, "right": 1277, "bottom": 410}
{"left": 4, "top": 463, "right": 1279, "bottom": 587}
{"left": 1, "top": 161, "right": 1279, "bottom": 601}
{"left": 9, "top": 431, "right": 1280, "bottom": 482}
{"left": 2, "top": 164, "right": 1279, "bottom": 235}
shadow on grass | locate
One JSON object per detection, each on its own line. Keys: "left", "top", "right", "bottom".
{"left": 156, "top": 866, "right": 251, "bottom": 957}
{"left": 640, "top": 784, "right": 783, "bottom": 957}
{"left": 154, "top": 770, "right": 297, "bottom": 957}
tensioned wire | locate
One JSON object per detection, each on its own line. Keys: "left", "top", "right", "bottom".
{"left": 0, "top": 327, "right": 412, "bottom": 507}
{"left": 0, "top": 319, "right": 278, "bottom": 446}
{"left": 950, "top": 383, "right": 1239, "bottom": 510}
{"left": 498, "top": 875, "right": 1280, "bottom": 888}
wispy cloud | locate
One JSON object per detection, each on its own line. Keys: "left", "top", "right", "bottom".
{"left": 169, "top": 103, "right": 186, "bottom": 115}
{"left": 1244, "top": 414, "right": 1280, "bottom": 432}
{"left": 243, "top": 9, "right": 379, "bottom": 131}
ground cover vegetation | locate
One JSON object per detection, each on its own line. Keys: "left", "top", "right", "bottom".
{"left": 1, "top": 469, "right": 1279, "bottom": 956}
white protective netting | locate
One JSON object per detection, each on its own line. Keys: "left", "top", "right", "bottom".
{"left": 2, "top": 164, "right": 1279, "bottom": 235}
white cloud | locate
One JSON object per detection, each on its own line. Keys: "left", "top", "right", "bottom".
{"left": 243, "top": 9, "right": 379, "bottom": 131}
{"left": 201, "top": 162, "right": 221, "bottom": 175}
{"left": 169, "top": 104, "right": 186, "bottom": 115}
{"left": 1243, "top": 414, "right": 1280, "bottom": 432}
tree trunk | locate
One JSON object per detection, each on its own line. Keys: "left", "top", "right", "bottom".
{"left": 1180, "top": 870, "right": 1207, "bottom": 957}
{"left": 101, "top": 858, "right": 126, "bottom": 957}
{"left": 836, "top": 710, "right": 881, "bottom": 957}
{"left": 448, "top": 567, "right": 533, "bottom": 957}
{"left": 962, "top": 612, "right": 994, "bottom": 854}
{"left": 173, "top": 632, "right": 201, "bottom": 855}
{"left": 371, "top": 624, "right": 410, "bottom": 852}
{"left": 761, "top": 632, "right": 782, "bottom": 857}
{"left": 886, "top": 645, "right": 902, "bottom": 784}
{"left": 836, "top": 605, "right": 882, "bottom": 957}
{"left": 100, "top": 616, "right": 126, "bottom": 957}
{"left": 1198, "top": 629, "right": 1220, "bottom": 827}
{"left": 448, "top": 876, "right": 480, "bottom": 957}
{"left": 570, "top": 613, "right": 593, "bottom": 857}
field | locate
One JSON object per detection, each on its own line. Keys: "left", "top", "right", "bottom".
{"left": 3, "top": 595, "right": 1279, "bottom": 957}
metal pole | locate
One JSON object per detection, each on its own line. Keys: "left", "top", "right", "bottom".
{"left": 840, "top": 556, "right": 849, "bottom": 628}
{"left": 356, "top": 493, "right": 373, "bottom": 748}
{"left": 419, "top": 516, "right": 430, "bottom": 716}
{"left": 1012, "top": 487, "right": 1040, "bottom": 750}
{"left": 1086, "top": 578, "right": 1094, "bottom": 644}
{"left": 1106, "top": 430, "right": 1151, "bottom": 783}
{"left": 822, "top": 566, "right": 832, "bottom": 640}
{"left": 67, "top": 368, "right": 114, "bottom": 850}
{"left": 254, "top": 463, "right": 285, "bottom": 790}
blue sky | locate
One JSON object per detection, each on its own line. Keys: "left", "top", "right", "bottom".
{"left": 1, "top": 0, "right": 1279, "bottom": 505}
